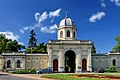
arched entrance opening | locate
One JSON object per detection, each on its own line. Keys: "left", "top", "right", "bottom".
{"left": 113, "top": 59, "right": 116, "bottom": 66}
{"left": 53, "top": 59, "right": 58, "bottom": 71}
{"left": 65, "top": 50, "right": 75, "bottom": 73}
{"left": 7, "top": 60, "right": 11, "bottom": 68}
{"left": 17, "top": 60, "right": 21, "bottom": 68}
{"left": 82, "top": 59, "right": 87, "bottom": 71}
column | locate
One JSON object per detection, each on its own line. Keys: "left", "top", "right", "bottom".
{"left": 88, "top": 49, "right": 92, "bottom": 72}
{"left": 76, "top": 49, "right": 81, "bottom": 73}
{"left": 59, "top": 50, "right": 64, "bottom": 72}
{"left": 48, "top": 50, "right": 52, "bottom": 70}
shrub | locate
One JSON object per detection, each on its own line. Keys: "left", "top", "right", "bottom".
{"left": 109, "top": 66, "right": 116, "bottom": 70}
{"left": 12, "top": 70, "right": 30, "bottom": 74}
{"left": 104, "top": 66, "right": 117, "bottom": 73}
{"left": 104, "top": 68, "right": 110, "bottom": 72}
{"left": 12, "top": 68, "right": 36, "bottom": 74}
{"left": 29, "top": 68, "right": 36, "bottom": 74}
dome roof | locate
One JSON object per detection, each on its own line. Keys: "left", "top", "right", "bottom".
{"left": 59, "top": 14, "right": 75, "bottom": 27}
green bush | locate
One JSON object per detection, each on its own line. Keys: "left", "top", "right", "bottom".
{"left": 104, "top": 66, "right": 117, "bottom": 73}
{"left": 109, "top": 66, "right": 116, "bottom": 70}
{"left": 110, "top": 70, "right": 117, "bottom": 73}
{"left": 12, "top": 68, "right": 36, "bottom": 74}
{"left": 29, "top": 68, "right": 36, "bottom": 74}
{"left": 104, "top": 68, "right": 110, "bottom": 72}
{"left": 12, "top": 70, "right": 30, "bottom": 74}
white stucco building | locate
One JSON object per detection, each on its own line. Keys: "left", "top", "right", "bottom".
{"left": 47, "top": 14, "right": 92, "bottom": 73}
{"left": 1, "top": 14, "right": 120, "bottom": 73}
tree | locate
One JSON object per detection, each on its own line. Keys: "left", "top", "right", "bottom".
{"left": 25, "top": 30, "right": 48, "bottom": 53}
{"left": 18, "top": 45, "right": 26, "bottom": 52}
{"left": 0, "top": 34, "right": 7, "bottom": 53}
{"left": 28, "top": 29, "right": 37, "bottom": 48}
{"left": 113, "top": 36, "right": 120, "bottom": 52}
{"left": 0, "top": 34, "right": 25, "bottom": 54}
{"left": 36, "top": 43, "right": 47, "bottom": 52}
{"left": 26, "top": 29, "right": 37, "bottom": 53}
{"left": 91, "top": 42, "right": 96, "bottom": 54}
{"left": 25, "top": 43, "right": 47, "bottom": 53}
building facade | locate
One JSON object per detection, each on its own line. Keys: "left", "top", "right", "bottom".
{"left": 0, "top": 53, "right": 48, "bottom": 71}
{"left": 0, "top": 14, "right": 120, "bottom": 72}
{"left": 92, "top": 51, "right": 120, "bottom": 71}
{"left": 47, "top": 14, "right": 92, "bottom": 72}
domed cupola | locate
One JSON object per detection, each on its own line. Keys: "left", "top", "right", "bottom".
{"left": 59, "top": 13, "right": 75, "bottom": 28}
{"left": 58, "top": 13, "right": 77, "bottom": 40}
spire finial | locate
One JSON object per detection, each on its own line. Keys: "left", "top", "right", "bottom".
{"left": 66, "top": 11, "right": 68, "bottom": 18}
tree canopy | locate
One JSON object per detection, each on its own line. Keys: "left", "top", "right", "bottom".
{"left": 0, "top": 34, "right": 25, "bottom": 54}
{"left": 25, "top": 43, "right": 47, "bottom": 53}
{"left": 25, "top": 29, "right": 47, "bottom": 53}
{"left": 113, "top": 36, "right": 120, "bottom": 52}
{"left": 91, "top": 42, "right": 96, "bottom": 54}
{"left": 28, "top": 29, "right": 37, "bottom": 48}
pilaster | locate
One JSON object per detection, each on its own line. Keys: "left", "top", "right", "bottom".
{"left": 22, "top": 57, "right": 25, "bottom": 69}
{"left": 76, "top": 49, "right": 81, "bottom": 73}
{"left": 59, "top": 49, "right": 64, "bottom": 72}
{"left": 88, "top": 49, "right": 92, "bottom": 72}
{"left": 48, "top": 50, "right": 52, "bottom": 69}
{"left": 12, "top": 57, "right": 15, "bottom": 70}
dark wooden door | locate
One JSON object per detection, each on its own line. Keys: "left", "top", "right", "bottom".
{"left": 53, "top": 59, "right": 58, "bottom": 71}
{"left": 82, "top": 59, "right": 87, "bottom": 71}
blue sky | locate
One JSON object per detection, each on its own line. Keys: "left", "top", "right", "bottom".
{"left": 0, "top": 0, "right": 120, "bottom": 53}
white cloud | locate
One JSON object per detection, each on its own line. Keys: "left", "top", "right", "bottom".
{"left": 35, "top": 13, "right": 40, "bottom": 21}
{"left": 101, "top": 3, "right": 106, "bottom": 7}
{"left": 20, "top": 26, "right": 33, "bottom": 34}
{"left": 40, "top": 24, "right": 58, "bottom": 33}
{"left": 34, "top": 8, "right": 61, "bottom": 24}
{"left": 23, "top": 26, "right": 32, "bottom": 30}
{"left": 18, "top": 42, "right": 24, "bottom": 45}
{"left": 89, "top": 12, "right": 106, "bottom": 22}
{"left": 20, "top": 29, "right": 24, "bottom": 34}
{"left": 38, "top": 11, "right": 48, "bottom": 23}
{"left": 0, "top": 31, "right": 24, "bottom": 45}
{"left": 110, "top": 0, "right": 120, "bottom": 6}
{"left": 0, "top": 31, "right": 19, "bottom": 41}
{"left": 100, "top": 0, "right": 106, "bottom": 7}
{"left": 20, "top": 8, "right": 61, "bottom": 34}
{"left": 49, "top": 9, "right": 61, "bottom": 17}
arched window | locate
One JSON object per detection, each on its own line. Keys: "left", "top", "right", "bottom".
{"left": 67, "top": 30, "right": 70, "bottom": 37}
{"left": 7, "top": 60, "right": 11, "bottom": 68}
{"left": 17, "top": 60, "right": 21, "bottom": 68}
{"left": 73, "top": 31, "right": 75, "bottom": 38}
{"left": 60, "top": 31, "right": 63, "bottom": 38}
{"left": 113, "top": 59, "right": 116, "bottom": 66}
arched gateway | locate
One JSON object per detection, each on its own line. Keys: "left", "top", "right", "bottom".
{"left": 48, "top": 13, "right": 92, "bottom": 73}
{"left": 65, "top": 50, "right": 75, "bottom": 73}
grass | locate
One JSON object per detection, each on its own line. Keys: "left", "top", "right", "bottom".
{"left": 41, "top": 73, "right": 120, "bottom": 80}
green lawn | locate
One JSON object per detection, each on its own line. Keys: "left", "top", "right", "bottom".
{"left": 41, "top": 73, "right": 120, "bottom": 80}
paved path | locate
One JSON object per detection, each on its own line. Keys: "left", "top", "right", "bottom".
{"left": 0, "top": 72, "right": 56, "bottom": 80}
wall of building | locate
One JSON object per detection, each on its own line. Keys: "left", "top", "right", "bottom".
{"left": 2, "top": 53, "right": 26, "bottom": 71}
{"left": 25, "top": 54, "right": 48, "bottom": 70}
{"left": 0, "top": 53, "right": 48, "bottom": 71}
{"left": 108, "top": 54, "right": 120, "bottom": 70}
{"left": 0, "top": 56, "right": 3, "bottom": 71}
{"left": 92, "top": 55, "right": 109, "bottom": 71}
{"left": 92, "top": 53, "right": 120, "bottom": 71}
